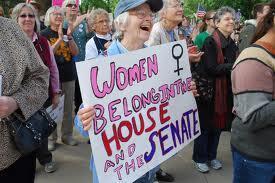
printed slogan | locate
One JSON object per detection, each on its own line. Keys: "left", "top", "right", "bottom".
{"left": 76, "top": 41, "right": 201, "bottom": 183}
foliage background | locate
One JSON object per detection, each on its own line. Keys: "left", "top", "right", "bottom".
{"left": 0, "top": 0, "right": 270, "bottom": 19}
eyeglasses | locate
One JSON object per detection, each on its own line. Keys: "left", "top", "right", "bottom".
{"left": 19, "top": 14, "right": 35, "bottom": 18}
{"left": 51, "top": 13, "right": 63, "bottom": 17}
{"left": 168, "top": 3, "right": 183, "bottom": 9}
{"left": 95, "top": 19, "right": 109, "bottom": 24}
{"left": 66, "top": 4, "right": 77, "bottom": 8}
{"left": 130, "top": 9, "right": 155, "bottom": 19}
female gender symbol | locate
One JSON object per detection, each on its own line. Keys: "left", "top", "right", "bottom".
{"left": 172, "top": 44, "right": 184, "bottom": 76}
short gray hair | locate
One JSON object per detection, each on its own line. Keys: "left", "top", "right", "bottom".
{"left": 113, "top": 12, "right": 129, "bottom": 41}
{"left": 159, "top": 0, "right": 181, "bottom": 20}
{"left": 44, "top": 6, "right": 64, "bottom": 27}
{"left": 88, "top": 8, "right": 109, "bottom": 29}
{"left": 12, "top": 3, "right": 40, "bottom": 33}
{"left": 214, "top": 6, "right": 236, "bottom": 23}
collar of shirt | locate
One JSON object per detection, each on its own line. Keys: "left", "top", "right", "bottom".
{"left": 95, "top": 33, "right": 112, "bottom": 41}
{"left": 32, "top": 32, "right": 38, "bottom": 43}
{"left": 217, "top": 29, "right": 232, "bottom": 48}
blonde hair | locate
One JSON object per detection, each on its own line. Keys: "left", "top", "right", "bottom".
{"left": 12, "top": 3, "right": 41, "bottom": 32}
{"left": 44, "top": 6, "right": 64, "bottom": 27}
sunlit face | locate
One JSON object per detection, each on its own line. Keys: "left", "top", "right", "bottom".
{"left": 93, "top": 13, "right": 110, "bottom": 35}
{"left": 259, "top": 5, "right": 270, "bottom": 19}
{"left": 18, "top": 7, "right": 36, "bottom": 33}
{"left": 216, "top": 12, "right": 235, "bottom": 36}
{"left": 125, "top": 3, "right": 154, "bottom": 43}
{"left": 50, "top": 9, "right": 64, "bottom": 27}
{"left": 164, "top": 0, "right": 183, "bottom": 24}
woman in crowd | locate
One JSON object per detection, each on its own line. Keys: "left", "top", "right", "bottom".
{"left": 0, "top": 16, "right": 49, "bottom": 182}
{"left": 61, "top": 0, "right": 90, "bottom": 114}
{"left": 12, "top": 3, "right": 61, "bottom": 173}
{"left": 41, "top": 6, "right": 79, "bottom": 151}
{"left": 75, "top": 0, "right": 164, "bottom": 182}
{"left": 192, "top": 7, "right": 238, "bottom": 173}
{"left": 85, "top": 8, "right": 112, "bottom": 60}
{"left": 194, "top": 11, "right": 216, "bottom": 50}
{"left": 231, "top": 1, "right": 275, "bottom": 182}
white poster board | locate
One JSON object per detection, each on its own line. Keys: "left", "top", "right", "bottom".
{"left": 46, "top": 95, "right": 64, "bottom": 123}
{"left": 76, "top": 41, "right": 201, "bottom": 183}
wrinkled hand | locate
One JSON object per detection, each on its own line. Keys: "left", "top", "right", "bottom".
{"left": 78, "top": 106, "right": 96, "bottom": 131}
{"left": 0, "top": 96, "right": 18, "bottom": 118}
{"left": 188, "top": 46, "right": 204, "bottom": 63}
{"left": 52, "top": 94, "right": 60, "bottom": 109}
{"left": 190, "top": 81, "right": 199, "bottom": 97}
{"left": 104, "top": 41, "right": 112, "bottom": 49}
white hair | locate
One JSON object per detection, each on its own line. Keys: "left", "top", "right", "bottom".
{"left": 62, "top": 0, "right": 77, "bottom": 9}
{"left": 113, "top": 12, "right": 129, "bottom": 41}
{"left": 88, "top": 8, "right": 109, "bottom": 29}
{"left": 44, "top": 6, "right": 64, "bottom": 27}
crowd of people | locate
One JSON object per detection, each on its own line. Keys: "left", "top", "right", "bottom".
{"left": 0, "top": 0, "right": 274, "bottom": 182}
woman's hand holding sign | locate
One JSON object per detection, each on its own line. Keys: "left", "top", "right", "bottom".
{"left": 78, "top": 105, "right": 96, "bottom": 131}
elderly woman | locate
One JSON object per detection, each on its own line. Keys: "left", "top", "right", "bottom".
{"left": 62, "top": 0, "right": 91, "bottom": 114}
{"left": 231, "top": 1, "right": 275, "bottom": 182}
{"left": 148, "top": 0, "right": 203, "bottom": 64}
{"left": 41, "top": 6, "right": 79, "bottom": 151}
{"left": 75, "top": 0, "right": 164, "bottom": 182}
{"left": 0, "top": 17, "right": 49, "bottom": 182}
{"left": 192, "top": 7, "right": 238, "bottom": 173}
{"left": 12, "top": 3, "right": 60, "bottom": 173}
{"left": 85, "top": 8, "right": 112, "bottom": 60}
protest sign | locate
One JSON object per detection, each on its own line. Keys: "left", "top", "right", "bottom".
{"left": 76, "top": 41, "right": 201, "bottom": 183}
{"left": 52, "top": 0, "right": 79, "bottom": 7}
{"left": 46, "top": 95, "right": 64, "bottom": 123}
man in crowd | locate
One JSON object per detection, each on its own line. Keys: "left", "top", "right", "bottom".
{"left": 238, "top": 2, "right": 270, "bottom": 52}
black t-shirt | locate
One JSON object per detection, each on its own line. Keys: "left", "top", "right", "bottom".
{"left": 41, "top": 27, "right": 76, "bottom": 82}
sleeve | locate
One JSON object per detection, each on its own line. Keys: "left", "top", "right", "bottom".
{"left": 10, "top": 23, "right": 49, "bottom": 119}
{"left": 85, "top": 37, "right": 99, "bottom": 60}
{"left": 147, "top": 25, "right": 161, "bottom": 46}
{"left": 232, "top": 60, "right": 275, "bottom": 131}
{"left": 48, "top": 41, "right": 61, "bottom": 95}
{"left": 202, "top": 37, "right": 233, "bottom": 76}
{"left": 74, "top": 104, "right": 89, "bottom": 137}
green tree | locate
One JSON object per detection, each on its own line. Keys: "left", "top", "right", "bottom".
{"left": 183, "top": 0, "right": 270, "bottom": 19}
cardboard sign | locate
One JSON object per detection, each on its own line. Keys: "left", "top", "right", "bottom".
{"left": 46, "top": 95, "right": 64, "bottom": 123}
{"left": 76, "top": 41, "right": 201, "bottom": 183}
{"left": 52, "top": 0, "right": 79, "bottom": 7}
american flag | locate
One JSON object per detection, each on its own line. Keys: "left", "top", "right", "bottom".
{"left": 196, "top": 4, "right": 206, "bottom": 19}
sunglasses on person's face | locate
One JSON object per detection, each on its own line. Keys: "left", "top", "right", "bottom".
{"left": 19, "top": 14, "right": 35, "bottom": 18}
{"left": 66, "top": 4, "right": 77, "bottom": 8}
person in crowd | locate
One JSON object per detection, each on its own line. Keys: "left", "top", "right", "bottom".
{"left": 28, "top": 0, "right": 47, "bottom": 30}
{"left": 239, "top": 2, "right": 270, "bottom": 52}
{"left": 0, "top": 6, "right": 4, "bottom": 17}
{"left": 0, "top": 16, "right": 49, "bottom": 182}
{"left": 192, "top": 6, "right": 238, "bottom": 173}
{"left": 75, "top": 0, "right": 164, "bottom": 182}
{"left": 12, "top": 3, "right": 60, "bottom": 173}
{"left": 8, "top": 8, "right": 13, "bottom": 18}
{"left": 231, "top": 1, "right": 275, "bottom": 182}
{"left": 62, "top": 0, "right": 90, "bottom": 114}
{"left": 148, "top": 0, "right": 202, "bottom": 180}
{"left": 85, "top": 8, "right": 112, "bottom": 60}
{"left": 182, "top": 16, "right": 193, "bottom": 38}
{"left": 41, "top": 6, "right": 79, "bottom": 151}
{"left": 190, "top": 19, "right": 204, "bottom": 43}
{"left": 194, "top": 10, "right": 216, "bottom": 50}
{"left": 148, "top": 0, "right": 203, "bottom": 64}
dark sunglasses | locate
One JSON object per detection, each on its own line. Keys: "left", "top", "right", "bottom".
{"left": 66, "top": 4, "right": 77, "bottom": 8}
{"left": 19, "top": 14, "right": 35, "bottom": 18}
